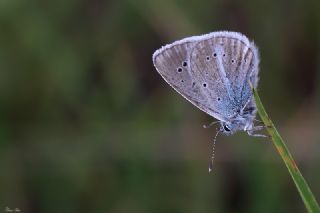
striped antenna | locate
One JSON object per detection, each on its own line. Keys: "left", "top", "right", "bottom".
{"left": 208, "top": 128, "right": 221, "bottom": 172}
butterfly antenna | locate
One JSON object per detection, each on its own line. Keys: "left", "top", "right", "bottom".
{"left": 208, "top": 128, "right": 221, "bottom": 172}
{"left": 203, "top": 120, "right": 219, "bottom": 129}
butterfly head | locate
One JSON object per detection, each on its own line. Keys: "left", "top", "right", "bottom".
{"left": 220, "top": 121, "right": 237, "bottom": 135}
{"left": 220, "top": 114, "right": 255, "bottom": 135}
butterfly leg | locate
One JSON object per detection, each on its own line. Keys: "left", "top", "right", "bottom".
{"left": 246, "top": 125, "right": 268, "bottom": 137}
{"left": 203, "top": 120, "right": 219, "bottom": 129}
{"left": 254, "top": 119, "right": 272, "bottom": 128}
{"left": 244, "top": 121, "right": 267, "bottom": 131}
{"left": 247, "top": 130, "right": 267, "bottom": 138}
{"left": 252, "top": 125, "right": 264, "bottom": 131}
{"left": 253, "top": 118, "right": 264, "bottom": 123}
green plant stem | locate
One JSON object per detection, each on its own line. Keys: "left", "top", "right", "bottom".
{"left": 252, "top": 87, "right": 320, "bottom": 213}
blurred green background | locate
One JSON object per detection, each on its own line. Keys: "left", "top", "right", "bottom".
{"left": 0, "top": 0, "right": 319, "bottom": 212}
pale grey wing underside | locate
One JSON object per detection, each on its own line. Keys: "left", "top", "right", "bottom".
{"left": 190, "top": 34, "right": 260, "bottom": 118}
{"left": 152, "top": 40, "right": 225, "bottom": 121}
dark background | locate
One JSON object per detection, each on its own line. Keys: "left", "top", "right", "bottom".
{"left": 0, "top": 0, "right": 319, "bottom": 212}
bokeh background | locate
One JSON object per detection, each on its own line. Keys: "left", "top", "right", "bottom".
{"left": 0, "top": 0, "right": 319, "bottom": 212}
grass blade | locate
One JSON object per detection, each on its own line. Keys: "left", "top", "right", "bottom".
{"left": 251, "top": 86, "right": 320, "bottom": 213}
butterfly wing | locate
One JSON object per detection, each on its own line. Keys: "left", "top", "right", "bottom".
{"left": 189, "top": 31, "right": 260, "bottom": 118}
{"left": 153, "top": 37, "right": 227, "bottom": 121}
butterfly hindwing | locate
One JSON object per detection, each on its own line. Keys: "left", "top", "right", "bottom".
{"left": 189, "top": 32, "right": 260, "bottom": 118}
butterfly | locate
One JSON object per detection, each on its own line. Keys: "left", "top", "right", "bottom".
{"left": 152, "top": 31, "right": 265, "bottom": 171}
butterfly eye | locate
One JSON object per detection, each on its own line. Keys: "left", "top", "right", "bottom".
{"left": 223, "top": 124, "right": 231, "bottom": 132}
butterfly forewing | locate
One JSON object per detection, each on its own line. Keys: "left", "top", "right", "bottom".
{"left": 153, "top": 40, "right": 223, "bottom": 119}
{"left": 189, "top": 37, "right": 236, "bottom": 118}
